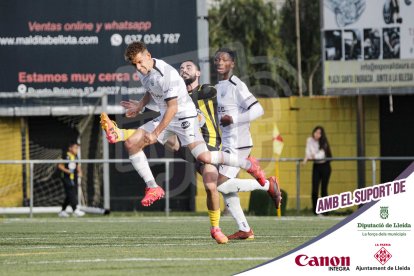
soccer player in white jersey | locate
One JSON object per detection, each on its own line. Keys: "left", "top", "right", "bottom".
{"left": 214, "top": 48, "right": 282, "bottom": 240}
{"left": 100, "top": 42, "right": 266, "bottom": 210}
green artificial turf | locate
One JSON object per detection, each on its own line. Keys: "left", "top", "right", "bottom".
{"left": 0, "top": 214, "right": 341, "bottom": 276}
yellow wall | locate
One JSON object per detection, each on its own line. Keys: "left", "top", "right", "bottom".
{"left": 195, "top": 96, "right": 380, "bottom": 212}
{"left": 0, "top": 118, "right": 25, "bottom": 207}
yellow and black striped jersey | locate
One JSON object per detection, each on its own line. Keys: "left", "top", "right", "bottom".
{"left": 60, "top": 152, "right": 78, "bottom": 181}
{"left": 189, "top": 84, "right": 221, "bottom": 149}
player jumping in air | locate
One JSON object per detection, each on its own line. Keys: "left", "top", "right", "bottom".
{"left": 101, "top": 60, "right": 229, "bottom": 243}
{"left": 101, "top": 52, "right": 281, "bottom": 241}
{"left": 100, "top": 42, "right": 266, "bottom": 238}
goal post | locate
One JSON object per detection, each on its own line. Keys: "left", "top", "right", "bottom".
{"left": 0, "top": 159, "right": 110, "bottom": 217}
{"left": 0, "top": 91, "right": 113, "bottom": 216}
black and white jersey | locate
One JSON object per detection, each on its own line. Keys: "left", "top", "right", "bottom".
{"left": 137, "top": 58, "right": 197, "bottom": 120}
{"left": 216, "top": 75, "right": 258, "bottom": 149}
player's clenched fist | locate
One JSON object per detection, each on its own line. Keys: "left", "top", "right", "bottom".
{"left": 220, "top": 114, "right": 233, "bottom": 127}
{"left": 144, "top": 132, "right": 158, "bottom": 145}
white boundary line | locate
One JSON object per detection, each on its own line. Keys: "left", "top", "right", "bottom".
{"left": 0, "top": 241, "right": 282, "bottom": 250}
{"left": 3, "top": 257, "right": 273, "bottom": 265}
{"left": 1, "top": 216, "right": 344, "bottom": 224}
{"left": 0, "top": 235, "right": 316, "bottom": 241}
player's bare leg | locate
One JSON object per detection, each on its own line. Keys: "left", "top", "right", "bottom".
{"left": 125, "top": 129, "right": 165, "bottom": 207}
{"left": 202, "top": 164, "right": 228, "bottom": 244}
{"left": 124, "top": 128, "right": 148, "bottom": 153}
{"left": 164, "top": 136, "right": 227, "bottom": 243}
{"left": 164, "top": 135, "right": 180, "bottom": 152}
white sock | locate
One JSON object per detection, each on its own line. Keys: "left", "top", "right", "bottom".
{"left": 210, "top": 151, "right": 250, "bottom": 170}
{"left": 209, "top": 151, "right": 222, "bottom": 164}
{"left": 129, "top": 151, "right": 158, "bottom": 188}
{"left": 218, "top": 179, "right": 269, "bottom": 194}
{"left": 223, "top": 192, "right": 250, "bottom": 232}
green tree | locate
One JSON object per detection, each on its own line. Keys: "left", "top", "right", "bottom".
{"left": 209, "top": 0, "right": 288, "bottom": 97}
{"left": 279, "top": 0, "right": 322, "bottom": 95}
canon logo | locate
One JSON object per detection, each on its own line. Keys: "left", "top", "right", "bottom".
{"left": 295, "top": 254, "right": 350, "bottom": 267}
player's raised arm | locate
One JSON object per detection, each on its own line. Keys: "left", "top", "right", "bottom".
{"left": 144, "top": 97, "right": 178, "bottom": 145}
{"left": 149, "top": 67, "right": 180, "bottom": 139}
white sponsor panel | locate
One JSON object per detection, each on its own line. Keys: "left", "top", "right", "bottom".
{"left": 322, "top": 0, "right": 414, "bottom": 93}
{"left": 239, "top": 167, "right": 414, "bottom": 275}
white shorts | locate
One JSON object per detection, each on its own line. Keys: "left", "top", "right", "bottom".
{"left": 139, "top": 115, "right": 204, "bottom": 146}
{"left": 219, "top": 146, "right": 252, "bottom": 179}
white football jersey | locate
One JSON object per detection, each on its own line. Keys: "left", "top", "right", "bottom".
{"left": 137, "top": 58, "right": 197, "bottom": 120}
{"left": 216, "top": 75, "right": 258, "bottom": 148}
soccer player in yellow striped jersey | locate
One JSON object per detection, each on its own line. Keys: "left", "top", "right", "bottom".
{"left": 181, "top": 61, "right": 221, "bottom": 150}
{"left": 99, "top": 60, "right": 228, "bottom": 244}
{"left": 176, "top": 60, "right": 225, "bottom": 243}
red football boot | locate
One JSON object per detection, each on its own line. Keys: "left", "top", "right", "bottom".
{"left": 141, "top": 186, "right": 165, "bottom": 207}
{"left": 210, "top": 227, "right": 228, "bottom": 244}
{"left": 227, "top": 229, "right": 255, "bottom": 240}
{"left": 267, "top": 176, "right": 282, "bottom": 209}
{"left": 246, "top": 156, "right": 266, "bottom": 186}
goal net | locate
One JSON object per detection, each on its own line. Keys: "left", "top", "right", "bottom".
{"left": 0, "top": 94, "right": 108, "bottom": 215}
{"left": 0, "top": 82, "right": 147, "bottom": 215}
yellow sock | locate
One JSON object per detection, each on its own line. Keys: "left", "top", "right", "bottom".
{"left": 208, "top": 209, "right": 221, "bottom": 228}
{"left": 120, "top": 129, "right": 136, "bottom": 141}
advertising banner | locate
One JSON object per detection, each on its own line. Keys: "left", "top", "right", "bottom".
{"left": 322, "top": 0, "right": 414, "bottom": 95}
{"left": 0, "top": 0, "right": 197, "bottom": 97}
{"left": 239, "top": 162, "right": 414, "bottom": 275}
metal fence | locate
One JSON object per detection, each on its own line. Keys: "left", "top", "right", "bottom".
{"left": 261, "top": 156, "right": 414, "bottom": 213}
{"left": 0, "top": 157, "right": 413, "bottom": 217}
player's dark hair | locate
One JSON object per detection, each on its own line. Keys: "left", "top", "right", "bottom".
{"left": 61, "top": 140, "right": 78, "bottom": 156}
{"left": 215, "top": 48, "right": 236, "bottom": 61}
{"left": 181, "top": 60, "right": 200, "bottom": 71}
{"left": 68, "top": 140, "right": 79, "bottom": 148}
{"left": 124, "top": 41, "right": 148, "bottom": 64}
{"left": 312, "top": 126, "right": 332, "bottom": 158}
